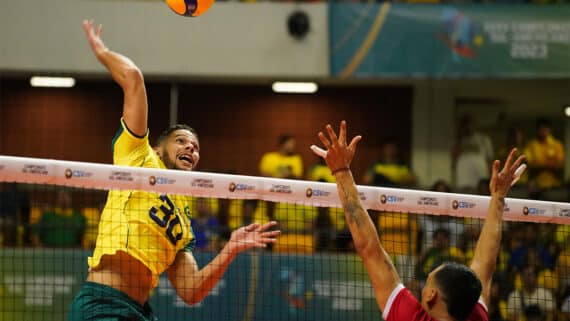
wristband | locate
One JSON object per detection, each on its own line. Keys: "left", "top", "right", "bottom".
{"left": 331, "top": 167, "right": 350, "bottom": 175}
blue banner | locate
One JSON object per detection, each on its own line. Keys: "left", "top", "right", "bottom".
{"left": 330, "top": 3, "right": 570, "bottom": 77}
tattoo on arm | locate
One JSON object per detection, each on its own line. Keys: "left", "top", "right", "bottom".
{"left": 341, "top": 185, "right": 363, "bottom": 227}
{"left": 498, "top": 197, "right": 505, "bottom": 206}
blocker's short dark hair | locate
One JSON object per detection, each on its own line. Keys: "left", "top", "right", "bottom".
{"left": 433, "top": 262, "right": 482, "bottom": 321}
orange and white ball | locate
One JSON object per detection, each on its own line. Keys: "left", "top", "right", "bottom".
{"left": 166, "top": 0, "right": 214, "bottom": 17}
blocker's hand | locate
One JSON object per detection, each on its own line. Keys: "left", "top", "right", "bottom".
{"left": 489, "top": 147, "right": 526, "bottom": 198}
{"left": 310, "top": 120, "right": 362, "bottom": 175}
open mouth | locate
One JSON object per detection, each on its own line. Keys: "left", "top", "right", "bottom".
{"left": 178, "top": 155, "right": 193, "bottom": 167}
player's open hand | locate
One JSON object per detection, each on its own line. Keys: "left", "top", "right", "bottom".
{"left": 490, "top": 147, "right": 526, "bottom": 198}
{"left": 82, "top": 19, "right": 108, "bottom": 57}
{"left": 227, "top": 221, "right": 280, "bottom": 254}
{"left": 310, "top": 120, "right": 362, "bottom": 175}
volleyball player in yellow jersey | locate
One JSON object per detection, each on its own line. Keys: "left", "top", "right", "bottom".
{"left": 69, "top": 20, "right": 280, "bottom": 321}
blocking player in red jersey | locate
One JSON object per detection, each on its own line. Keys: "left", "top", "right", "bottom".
{"left": 311, "top": 121, "right": 525, "bottom": 321}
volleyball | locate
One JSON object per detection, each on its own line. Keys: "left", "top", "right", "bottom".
{"left": 166, "top": 0, "right": 214, "bottom": 17}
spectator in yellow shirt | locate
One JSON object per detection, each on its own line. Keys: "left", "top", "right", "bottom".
{"left": 523, "top": 118, "right": 564, "bottom": 191}
{"left": 259, "top": 134, "right": 303, "bottom": 179}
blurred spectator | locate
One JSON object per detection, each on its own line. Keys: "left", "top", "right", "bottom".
{"left": 506, "top": 264, "right": 555, "bottom": 321}
{"left": 313, "top": 206, "right": 336, "bottom": 252}
{"left": 241, "top": 199, "right": 256, "bottom": 226}
{"left": 308, "top": 157, "right": 336, "bottom": 183}
{"left": 418, "top": 180, "right": 464, "bottom": 250}
{"left": 31, "top": 190, "right": 85, "bottom": 247}
{"left": 415, "top": 227, "right": 465, "bottom": 281}
{"left": 259, "top": 134, "right": 303, "bottom": 179}
{"left": 496, "top": 126, "right": 528, "bottom": 186}
{"left": 227, "top": 199, "right": 270, "bottom": 230}
{"left": 81, "top": 206, "right": 102, "bottom": 249}
{"left": 216, "top": 197, "right": 232, "bottom": 242}
{"left": 191, "top": 197, "right": 221, "bottom": 252}
{"left": 561, "top": 292, "right": 570, "bottom": 321}
{"left": 523, "top": 117, "right": 564, "bottom": 192}
{"left": 0, "top": 183, "right": 30, "bottom": 246}
{"left": 363, "top": 136, "right": 416, "bottom": 187}
{"left": 308, "top": 157, "right": 338, "bottom": 252}
{"left": 509, "top": 223, "right": 555, "bottom": 271}
{"left": 360, "top": 138, "right": 415, "bottom": 277}
{"left": 273, "top": 203, "right": 316, "bottom": 234}
{"left": 363, "top": 137, "right": 417, "bottom": 280}
{"left": 259, "top": 134, "right": 304, "bottom": 224}
{"left": 489, "top": 274, "right": 508, "bottom": 321}
{"left": 511, "top": 247, "right": 558, "bottom": 294}
{"left": 461, "top": 179, "right": 489, "bottom": 262}
{"left": 432, "top": 179, "right": 450, "bottom": 193}
{"left": 453, "top": 113, "right": 494, "bottom": 192}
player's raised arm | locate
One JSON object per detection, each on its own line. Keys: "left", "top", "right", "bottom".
{"left": 470, "top": 148, "right": 525, "bottom": 306}
{"left": 311, "top": 121, "right": 400, "bottom": 312}
{"left": 82, "top": 19, "right": 148, "bottom": 136}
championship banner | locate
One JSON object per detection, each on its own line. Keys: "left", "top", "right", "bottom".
{"left": 330, "top": 3, "right": 570, "bottom": 77}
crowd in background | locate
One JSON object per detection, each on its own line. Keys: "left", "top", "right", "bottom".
{"left": 0, "top": 114, "right": 567, "bottom": 320}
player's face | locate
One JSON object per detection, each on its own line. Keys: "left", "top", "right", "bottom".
{"left": 161, "top": 129, "right": 200, "bottom": 171}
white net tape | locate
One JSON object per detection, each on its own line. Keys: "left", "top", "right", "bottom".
{"left": 1, "top": 155, "right": 569, "bottom": 224}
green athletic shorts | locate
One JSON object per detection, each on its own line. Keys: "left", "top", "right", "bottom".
{"left": 68, "top": 282, "right": 158, "bottom": 321}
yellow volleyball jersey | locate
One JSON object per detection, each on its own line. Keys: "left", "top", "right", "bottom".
{"left": 308, "top": 164, "right": 336, "bottom": 183}
{"left": 88, "top": 119, "right": 195, "bottom": 288}
{"left": 370, "top": 162, "right": 412, "bottom": 185}
{"left": 259, "top": 152, "right": 303, "bottom": 178}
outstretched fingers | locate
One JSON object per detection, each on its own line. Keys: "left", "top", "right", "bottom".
{"left": 259, "top": 221, "right": 278, "bottom": 232}
{"left": 96, "top": 23, "right": 103, "bottom": 37}
{"left": 243, "top": 223, "right": 261, "bottom": 232}
{"left": 255, "top": 223, "right": 280, "bottom": 248}
{"left": 338, "top": 121, "right": 347, "bottom": 146}
{"left": 326, "top": 124, "right": 339, "bottom": 148}
{"left": 501, "top": 148, "right": 517, "bottom": 173}
{"left": 348, "top": 135, "right": 362, "bottom": 153}
{"left": 310, "top": 145, "right": 327, "bottom": 158}
{"left": 511, "top": 154, "right": 526, "bottom": 173}
{"left": 318, "top": 131, "right": 332, "bottom": 151}
{"left": 491, "top": 159, "right": 501, "bottom": 182}
{"left": 511, "top": 155, "right": 526, "bottom": 186}
{"left": 82, "top": 19, "right": 92, "bottom": 36}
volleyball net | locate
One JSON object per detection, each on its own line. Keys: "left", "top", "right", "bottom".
{"left": 1, "top": 155, "right": 569, "bottom": 321}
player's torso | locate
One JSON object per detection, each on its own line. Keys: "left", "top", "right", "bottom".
{"left": 99, "top": 190, "right": 194, "bottom": 275}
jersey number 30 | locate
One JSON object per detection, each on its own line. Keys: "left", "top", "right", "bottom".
{"left": 149, "top": 194, "right": 183, "bottom": 245}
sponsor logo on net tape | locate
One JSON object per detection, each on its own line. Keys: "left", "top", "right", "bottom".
{"left": 523, "top": 206, "right": 545, "bottom": 216}
{"left": 65, "top": 168, "right": 94, "bottom": 179}
{"left": 148, "top": 176, "right": 176, "bottom": 186}
{"left": 452, "top": 200, "right": 476, "bottom": 210}
{"left": 229, "top": 182, "right": 255, "bottom": 193}
{"left": 306, "top": 188, "right": 331, "bottom": 198}
{"left": 380, "top": 194, "right": 404, "bottom": 204}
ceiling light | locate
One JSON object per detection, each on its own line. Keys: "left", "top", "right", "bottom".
{"left": 272, "top": 82, "right": 318, "bottom": 94}
{"left": 30, "top": 76, "right": 76, "bottom": 88}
